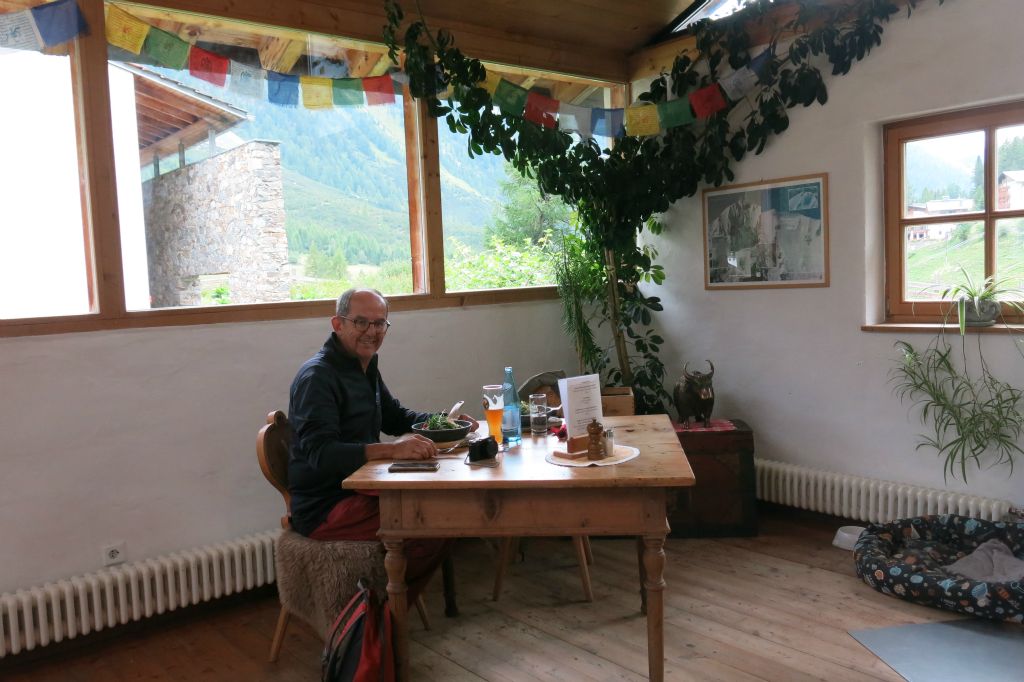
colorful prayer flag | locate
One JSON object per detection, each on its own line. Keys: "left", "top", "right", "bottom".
{"left": 625, "top": 104, "right": 660, "bottom": 137}
{"left": 558, "top": 102, "right": 592, "bottom": 138}
{"left": 189, "top": 46, "right": 229, "bottom": 87}
{"left": 104, "top": 4, "right": 148, "bottom": 55}
{"left": 720, "top": 66, "right": 759, "bottom": 102}
{"left": 524, "top": 91, "right": 558, "bottom": 129}
{"left": 300, "top": 75, "right": 333, "bottom": 109}
{"left": 332, "top": 78, "right": 364, "bottom": 106}
{"left": 141, "top": 27, "right": 189, "bottom": 70}
{"left": 749, "top": 48, "right": 772, "bottom": 83}
{"left": 493, "top": 79, "right": 528, "bottom": 116}
{"left": 657, "top": 98, "right": 695, "bottom": 129}
{"left": 592, "top": 107, "right": 624, "bottom": 138}
{"left": 362, "top": 74, "right": 395, "bottom": 105}
{"left": 229, "top": 60, "right": 264, "bottom": 99}
{"left": 0, "top": 10, "right": 43, "bottom": 51}
{"left": 267, "top": 71, "right": 299, "bottom": 106}
{"left": 30, "top": 0, "right": 86, "bottom": 48}
{"left": 690, "top": 84, "right": 727, "bottom": 118}
{"left": 478, "top": 71, "right": 502, "bottom": 96}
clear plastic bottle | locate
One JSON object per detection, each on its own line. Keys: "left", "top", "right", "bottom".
{"left": 501, "top": 366, "right": 522, "bottom": 446}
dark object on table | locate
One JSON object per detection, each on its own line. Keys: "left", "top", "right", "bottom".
{"left": 669, "top": 418, "right": 757, "bottom": 538}
{"left": 411, "top": 419, "right": 472, "bottom": 443}
{"left": 673, "top": 360, "right": 715, "bottom": 428}
{"left": 467, "top": 436, "right": 499, "bottom": 462}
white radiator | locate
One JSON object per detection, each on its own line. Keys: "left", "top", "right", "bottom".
{"left": 755, "top": 458, "right": 1012, "bottom": 524}
{"left": 0, "top": 530, "right": 277, "bottom": 658}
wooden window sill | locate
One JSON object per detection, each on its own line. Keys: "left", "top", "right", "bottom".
{"left": 862, "top": 322, "right": 1024, "bottom": 333}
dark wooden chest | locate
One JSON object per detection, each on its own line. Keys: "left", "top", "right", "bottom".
{"left": 669, "top": 418, "right": 758, "bottom": 538}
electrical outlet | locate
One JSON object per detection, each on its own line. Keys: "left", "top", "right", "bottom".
{"left": 102, "top": 541, "right": 126, "bottom": 567}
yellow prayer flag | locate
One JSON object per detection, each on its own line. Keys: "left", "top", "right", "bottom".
{"left": 300, "top": 76, "right": 334, "bottom": 110}
{"left": 625, "top": 105, "right": 661, "bottom": 137}
{"left": 478, "top": 71, "right": 502, "bottom": 96}
{"left": 105, "top": 4, "right": 149, "bottom": 55}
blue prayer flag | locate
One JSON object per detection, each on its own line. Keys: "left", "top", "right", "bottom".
{"left": 592, "top": 108, "right": 624, "bottom": 138}
{"left": 30, "top": 0, "right": 87, "bottom": 47}
{"left": 749, "top": 48, "right": 772, "bottom": 83}
{"left": 267, "top": 71, "right": 299, "bottom": 107}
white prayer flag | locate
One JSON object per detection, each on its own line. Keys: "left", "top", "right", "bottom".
{"left": 720, "top": 66, "right": 759, "bottom": 102}
{"left": 229, "top": 60, "right": 265, "bottom": 99}
{"left": 0, "top": 10, "right": 43, "bottom": 51}
{"left": 558, "top": 102, "right": 592, "bottom": 138}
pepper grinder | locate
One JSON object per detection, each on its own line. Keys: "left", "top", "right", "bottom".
{"left": 586, "top": 418, "right": 605, "bottom": 460}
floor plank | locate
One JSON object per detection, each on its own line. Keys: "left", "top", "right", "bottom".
{"left": 4, "top": 508, "right": 948, "bottom": 681}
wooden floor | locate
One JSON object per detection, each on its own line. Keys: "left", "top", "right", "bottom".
{"left": 5, "top": 509, "right": 958, "bottom": 681}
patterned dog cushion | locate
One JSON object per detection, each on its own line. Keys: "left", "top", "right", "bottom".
{"left": 854, "top": 515, "right": 1024, "bottom": 622}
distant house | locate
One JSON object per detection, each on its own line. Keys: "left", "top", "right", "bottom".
{"left": 998, "top": 170, "right": 1024, "bottom": 209}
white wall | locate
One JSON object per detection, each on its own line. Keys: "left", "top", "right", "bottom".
{"left": 651, "top": 0, "right": 1024, "bottom": 507}
{"left": 0, "top": 301, "right": 577, "bottom": 593}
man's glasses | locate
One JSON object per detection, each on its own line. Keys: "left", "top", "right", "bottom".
{"left": 339, "top": 316, "right": 391, "bottom": 332}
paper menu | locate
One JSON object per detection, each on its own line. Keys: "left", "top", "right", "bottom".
{"left": 557, "top": 374, "right": 603, "bottom": 440}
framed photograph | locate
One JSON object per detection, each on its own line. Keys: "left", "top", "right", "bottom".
{"left": 703, "top": 173, "right": 829, "bottom": 289}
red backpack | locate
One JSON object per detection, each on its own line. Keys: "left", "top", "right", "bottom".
{"left": 322, "top": 581, "right": 395, "bottom": 682}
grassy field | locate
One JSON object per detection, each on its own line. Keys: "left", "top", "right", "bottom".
{"left": 905, "top": 221, "right": 1024, "bottom": 299}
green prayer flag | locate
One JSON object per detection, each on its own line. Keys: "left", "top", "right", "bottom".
{"left": 494, "top": 79, "right": 528, "bottom": 116}
{"left": 332, "top": 78, "right": 364, "bottom": 106}
{"left": 657, "top": 98, "right": 695, "bottom": 129}
{"left": 142, "top": 28, "right": 190, "bottom": 70}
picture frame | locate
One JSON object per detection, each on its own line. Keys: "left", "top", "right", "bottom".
{"left": 703, "top": 173, "right": 829, "bottom": 289}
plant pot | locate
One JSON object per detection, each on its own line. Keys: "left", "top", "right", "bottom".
{"left": 963, "top": 299, "right": 1000, "bottom": 327}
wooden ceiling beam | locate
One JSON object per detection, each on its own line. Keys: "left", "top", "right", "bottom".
{"left": 258, "top": 36, "right": 305, "bottom": 72}
{"left": 129, "top": 0, "right": 628, "bottom": 82}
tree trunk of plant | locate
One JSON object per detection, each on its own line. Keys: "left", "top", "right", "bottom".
{"left": 603, "top": 247, "right": 634, "bottom": 386}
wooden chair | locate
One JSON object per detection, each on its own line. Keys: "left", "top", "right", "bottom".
{"left": 257, "top": 410, "right": 433, "bottom": 662}
{"left": 492, "top": 389, "right": 633, "bottom": 603}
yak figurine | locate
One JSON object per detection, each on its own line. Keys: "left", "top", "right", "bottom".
{"left": 674, "top": 361, "right": 715, "bottom": 429}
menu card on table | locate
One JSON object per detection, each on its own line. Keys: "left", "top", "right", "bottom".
{"left": 557, "top": 374, "right": 603, "bottom": 447}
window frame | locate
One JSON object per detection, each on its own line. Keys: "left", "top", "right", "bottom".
{"left": 0, "top": 0, "right": 618, "bottom": 338}
{"left": 884, "top": 100, "right": 1024, "bottom": 324}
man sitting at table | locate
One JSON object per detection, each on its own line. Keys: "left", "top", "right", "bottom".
{"left": 287, "top": 287, "right": 476, "bottom": 600}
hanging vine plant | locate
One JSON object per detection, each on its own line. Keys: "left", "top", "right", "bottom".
{"left": 384, "top": 0, "right": 945, "bottom": 413}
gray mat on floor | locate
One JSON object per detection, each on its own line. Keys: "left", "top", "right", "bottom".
{"left": 849, "top": 619, "right": 1024, "bottom": 682}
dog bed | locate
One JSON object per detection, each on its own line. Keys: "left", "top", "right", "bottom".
{"left": 854, "top": 515, "right": 1024, "bottom": 622}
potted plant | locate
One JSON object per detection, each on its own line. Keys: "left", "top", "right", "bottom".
{"left": 892, "top": 267, "right": 1024, "bottom": 482}
{"left": 938, "top": 266, "right": 1024, "bottom": 335}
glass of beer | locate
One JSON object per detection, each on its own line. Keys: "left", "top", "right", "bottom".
{"left": 482, "top": 384, "right": 504, "bottom": 446}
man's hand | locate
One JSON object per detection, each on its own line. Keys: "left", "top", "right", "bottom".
{"left": 456, "top": 413, "right": 480, "bottom": 432}
{"left": 391, "top": 433, "right": 438, "bottom": 460}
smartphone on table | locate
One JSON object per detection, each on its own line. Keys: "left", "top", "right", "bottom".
{"left": 388, "top": 460, "right": 440, "bottom": 473}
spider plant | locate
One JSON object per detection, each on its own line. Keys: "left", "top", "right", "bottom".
{"left": 938, "top": 266, "right": 1024, "bottom": 336}
{"left": 891, "top": 338, "right": 1024, "bottom": 483}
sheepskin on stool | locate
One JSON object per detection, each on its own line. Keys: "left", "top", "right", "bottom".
{"left": 275, "top": 528, "right": 387, "bottom": 638}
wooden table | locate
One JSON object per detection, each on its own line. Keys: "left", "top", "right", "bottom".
{"left": 343, "top": 414, "right": 695, "bottom": 681}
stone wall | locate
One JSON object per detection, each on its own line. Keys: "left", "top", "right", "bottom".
{"left": 142, "top": 141, "right": 289, "bottom": 307}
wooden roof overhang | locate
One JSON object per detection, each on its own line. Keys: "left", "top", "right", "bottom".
{"left": 114, "top": 63, "right": 247, "bottom": 166}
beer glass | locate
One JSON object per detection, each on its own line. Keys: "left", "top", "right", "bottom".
{"left": 482, "top": 384, "right": 504, "bottom": 445}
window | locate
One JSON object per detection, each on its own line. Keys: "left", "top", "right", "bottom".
{"left": 884, "top": 101, "right": 1024, "bottom": 322}
{"left": 0, "top": 9, "right": 90, "bottom": 319}
{"left": 438, "top": 68, "right": 623, "bottom": 292}
{"left": 2, "top": 0, "right": 613, "bottom": 336}
{"left": 105, "top": 4, "right": 414, "bottom": 311}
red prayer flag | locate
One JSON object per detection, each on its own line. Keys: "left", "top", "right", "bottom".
{"left": 363, "top": 75, "right": 396, "bottom": 105}
{"left": 524, "top": 91, "right": 558, "bottom": 129}
{"left": 689, "top": 84, "right": 727, "bottom": 118}
{"left": 188, "top": 46, "right": 229, "bottom": 87}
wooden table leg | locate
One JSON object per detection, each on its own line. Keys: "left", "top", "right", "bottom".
{"left": 442, "top": 554, "right": 458, "bottom": 617}
{"left": 642, "top": 534, "right": 667, "bottom": 682}
{"left": 636, "top": 536, "right": 648, "bottom": 616}
{"left": 383, "top": 538, "right": 409, "bottom": 681}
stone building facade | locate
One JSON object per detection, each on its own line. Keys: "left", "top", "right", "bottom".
{"left": 142, "top": 141, "right": 289, "bottom": 308}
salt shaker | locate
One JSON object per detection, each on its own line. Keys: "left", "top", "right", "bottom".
{"left": 602, "top": 428, "right": 615, "bottom": 459}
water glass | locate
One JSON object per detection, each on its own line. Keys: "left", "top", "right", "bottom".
{"left": 529, "top": 393, "right": 548, "bottom": 436}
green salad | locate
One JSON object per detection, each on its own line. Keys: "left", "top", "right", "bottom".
{"left": 425, "top": 413, "right": 459, "bottom": 430}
